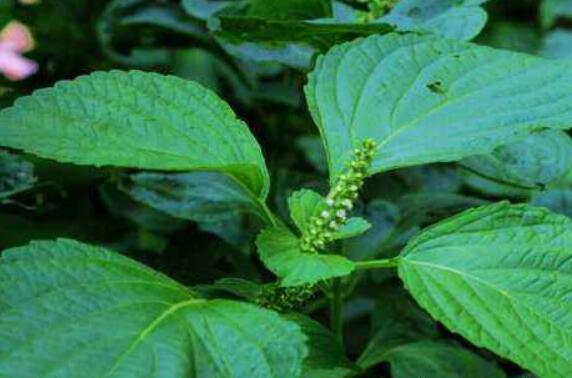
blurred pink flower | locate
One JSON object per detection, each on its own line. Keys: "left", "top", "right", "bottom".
{"left": 0, "top": 21, "right": 38, "bottom": 81}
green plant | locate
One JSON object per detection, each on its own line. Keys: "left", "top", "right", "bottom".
{"left": 3, "top": 1, "right": 572, "bottom": 377}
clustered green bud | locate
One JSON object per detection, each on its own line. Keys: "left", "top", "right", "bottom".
{"left": 356, "top": 0, "right": 398, "bottom": 23}
{"left": 300, "top": 139, "right": 377, "bottom": 253}
{"left": 255, "top": 283, "right": 315, "bottom": 312}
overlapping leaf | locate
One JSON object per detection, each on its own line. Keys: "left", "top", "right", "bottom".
{"left": 461, "top": 130, "right": 572, "bottom": 190}
{"left": 306, "top": 33, "right": 572, "bottom": 181}
{"left": 0, "top": 239, "right": 308, "bottom": 377}
{"left": 381, "top": 0, "right": 490, "bottom": 40}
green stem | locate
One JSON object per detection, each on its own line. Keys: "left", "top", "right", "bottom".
{"left": 354, "top": 257, "right": 401, "bottom": 271}
{"left": 330, "top": 278, "right": 344, "bottom": 342}
{"left": 260, "top": 201, "right": 278, "bottom": 227}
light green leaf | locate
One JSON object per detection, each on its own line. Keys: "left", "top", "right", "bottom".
{"left": 0, "top": 151, "right": 37, "bottom": 200}
{"left": 0, "top": 239, "right": 308, "bottom": 377}
{"left": 121, "top": 171, "right": 270, "bottom": 223}
{"left": 398, "top": 202, "right": 572, "bottom": 378}
{"left": 386, "top": 341, "right": 506, "bottom": 378}
{"left": 306, "top": 33, "right": 572, "bottom": 181}
{"left": 289, "top": 189, "right": 325, "bottom": 232}
{"left": 381, "top": 0, "right": 489, "bottom": 40}
{"left": 256, "top": 227, "right": 355, "bottom": 286}
{"left": 461, "top": 130, "right": 572, "bottom": 190}
{"left": 332, "top": 217, "right": 371, "bottom": 240}
{"left": 0, "top": 70, "right": 269, "bottom": 199}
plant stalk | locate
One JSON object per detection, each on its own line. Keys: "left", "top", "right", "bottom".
{"left": 354, "top": 257, "right": 401, "bottom": 271}
{"left": 330, "top": 278, "right": 344, "bottom": 342}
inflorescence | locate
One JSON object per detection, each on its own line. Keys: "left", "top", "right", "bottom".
{"left": 300, "top": 139, "right": 377, "bottom": 253}
{"left": 255, "top": 283, "right": 316, "bottom": 312}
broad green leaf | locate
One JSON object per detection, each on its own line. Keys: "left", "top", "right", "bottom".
{"left": 358, "top": 286, "right": 438, "bottom": 369}
{"left": 0, "top": 70, "right": 269, "bottom": 199}
{"left": 531, "top": 189, "right": 572, "bottom": 218}
{"left": 256, "top": 227, "right": 355, "bottom": 286}
{"left": 381, "top": 0, "right": 489, "bottom": 40}
{"left": 287, "top": 314, "right": 357, "bottom": 378}
{"left": 541, "top": 0, "right": 572, "bottom": 29}
{"left": 246, "top": 0, "right": 332, "bottom": 20}
{"left": 306, "top": 33, "right": 572, "bottom": 181}
{"left": 461, "top": 130, "right": 572, "bottom": 190}
{"left": 540, "top": 29, "right": 572, "bottom": 59}
{"left": 398, "top": 202, "right": 572, "bottom": 378}
{"left": 0, "top": 151, "right": 37, "bottom": 200}
{"left": 121, "top": 171, "right": 269, "bottom": 223}
{"left": 0, "top": 239, "right": 308, "bottom": 377}
{"left": 386, "top": 341, "right": 506, "bottom": 378}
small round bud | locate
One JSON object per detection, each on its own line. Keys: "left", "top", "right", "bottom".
{"left": 326, "top": 198, "right": 335, "bottom": 206}
{"left": 329, "top": 221, "right": 338, "bottom": 229}
{"left": 336, "top": 209, "right": 347, "bottom": 219}
{"left": 342, "top": 199, "right": 353, "bottom": 210}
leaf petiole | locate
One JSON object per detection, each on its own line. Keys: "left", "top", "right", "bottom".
{"left": 354, "top": 257, "right": 401, "bottom": 271}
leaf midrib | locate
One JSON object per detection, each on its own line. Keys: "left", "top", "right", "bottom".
{"left": 102, "top": 298, "right": 207, "bottom": 378}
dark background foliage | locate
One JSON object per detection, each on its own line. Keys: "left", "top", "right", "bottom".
{"left": 1, "top": 0, "right": 568, "bottom": 376}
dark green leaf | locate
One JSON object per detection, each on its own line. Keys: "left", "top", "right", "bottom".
{"left": 0, "top": 151, "right": 37, "bottom": 200}
{"left": 121, "top": 171, "right": 269, "bottom": 223}
{"left": 387, "top": 341, "right": 506, "bottom": 378}
{"left": 246, "top": 0, "right": 332, "bottom": 20}
{"left": 358, "top": 286, "right": 438, "bottom": 369}
{"left": 288, "top": 314, "right": 357, "bottom": 378}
